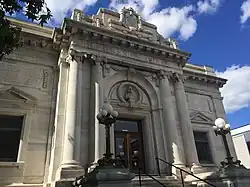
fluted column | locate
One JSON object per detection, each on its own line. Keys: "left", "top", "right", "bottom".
{"left": 172, "top": 73, "right": 200, "bottom": 168}
{"left": 159, "top": 70, "right": 185, "bottom": 167}
{"left": 60, "top": 50, "right": 83, "bottom": 169}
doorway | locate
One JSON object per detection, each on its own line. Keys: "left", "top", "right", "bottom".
{"left": 114, "top": 119, "right": 145, "bottom": 173}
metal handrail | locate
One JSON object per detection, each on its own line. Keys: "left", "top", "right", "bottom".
{"left": 137, "top": 166, "right": 168, "bottom": 187}
{"left": 156, "top": 157, "right": 216, "bottom": 187}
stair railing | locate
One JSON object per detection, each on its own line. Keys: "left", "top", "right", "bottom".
{"left": 155, "top": 157, "right": 217, "bottom": 187}
{"left": 135, "top": 157, "right": 168, "bottom": 187}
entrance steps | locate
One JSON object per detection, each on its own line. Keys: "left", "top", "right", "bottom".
{"left": 132, "top": 175, "right": 197, "bottom": 187}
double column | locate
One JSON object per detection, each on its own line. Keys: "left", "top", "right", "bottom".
{"left": 172, "top": 73, "right": 200, "bottom": 168}
{"left": 60, "top": 50, "right": 83, "bottom": 169}
{"left": 159, "top": 70, "right": 184, "bottom": 167}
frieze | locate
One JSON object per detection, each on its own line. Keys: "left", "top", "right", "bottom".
{"left": 77, "top": 40, "right": 166, "bottom": 65}
{"left": 0, "top": 61, "right": 52, "bottom": 92}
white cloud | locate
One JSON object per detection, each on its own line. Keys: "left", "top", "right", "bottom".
{"left": 240, "top": 0, "right": 250, "bottom": 24}
{"left": 109, "top": 0, "right": 223, "bottom": 40}
{"left": 197, "top": 0, "right": 220, "bottom": 14}
{"left": 109, "top": 0, "right": 158, "bottom": 17}
{"left": 216, "top": 65, "right": 250, "bottom": 113}
{"left": 147, "top": 6, "right": 197, "bottom": 40}
{"left": 110, "top": 0, "right": 198, "bottom": 40}
{"left": 45, "top": 0, "right": 98, "bottom": 24}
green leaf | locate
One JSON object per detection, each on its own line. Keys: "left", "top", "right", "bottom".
{"left": 0, "top": 0, "right": 52, "bottom": 59}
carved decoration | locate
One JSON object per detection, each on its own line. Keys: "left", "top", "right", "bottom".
{"left": 102, "top": 63, "right": 128, "bottom": 78}
{"left": 71, "top": 9, "right": 92, "bottom": 24}
{"left": 167, "top": 38, "right": 179, "bottom": 49}
{"left": 119, "top": 7, "right": 142, "bottom": 31}
{"left": 139, "top": 70, "right": 159, "bottom": 87}
{"left": 117, "top": 82, "right": 142, "bottom": 109}
{"left": 171, "top": 72, "right": 184, "bottom": 83}
{"left": 0, "top": 61, "right": 51, "bottom": 91}
{"left": 0, "top": 84, "right": 36, "bottom": 102}
{"left": 103, "top": 63, "right": 112, "bottom": 77}
{"left": 42, "top": 70, "right": 49, "bottom": 89}
{"left": 190, "top": 111, "right": 214, "bottom": 124}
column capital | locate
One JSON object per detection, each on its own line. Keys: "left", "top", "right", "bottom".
{"left": 157, "top": 70, "right": 172, "bottom": 80}
{"left": 66, "top": 49, "right": 84, "bottom": 63}
{"left": 90, "top": 55, "right": 107, "bottom": 65}
{"left": 171, "top": 72, "right": 184, "bottom": 83}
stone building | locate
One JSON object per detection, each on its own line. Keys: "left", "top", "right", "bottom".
{"left": 0, "top": 7, "right": 237, "bottom": 187}
{"left": 231, "top": 124, "right": 250, "bottom": 169}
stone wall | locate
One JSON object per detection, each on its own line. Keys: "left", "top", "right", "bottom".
{"left": 0, "top": 29, "right": 58, "bottom": 184}
{"left": 183, "top": 77, "right": 237, "bottom": 169}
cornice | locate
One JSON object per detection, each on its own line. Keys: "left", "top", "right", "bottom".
{"left": 19, "top": 35, "right": 59, "bottom": 53}
{"left": 53, "top": 18, "right": 191, "bottom": 67}
{"left": 7, "top": 17, "right": 53, "bottom": 38}
{"left": 6, "top": 18, "right": 59, "bottom": 52}
{"left": 183, "top": 69, "right": 227, "bottom": 88}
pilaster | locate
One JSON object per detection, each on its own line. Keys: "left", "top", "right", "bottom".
{"left": 47, "top": 48, "right": 69, "bottom": 182}
{"left": 88, "top": 55, "right": 105, "bottom": 164}
{"left": 151, "top": 108, "right": 167, "bottom": 174}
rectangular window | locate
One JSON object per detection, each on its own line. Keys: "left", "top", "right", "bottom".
{"left": 0, "top": 115, "right": 24, "bottom": 162}
{"left": 193, "top": 131, "right": 213, "bottom": 164}
{"left": 247, "top": 142, "right": 250, "bottom": 154}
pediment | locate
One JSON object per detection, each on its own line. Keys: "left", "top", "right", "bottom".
{"left": 190, "top": 111, "right": 213, "bottom": 123}
{"left": 0, "top": 85, "right": 36, "bottom": 102}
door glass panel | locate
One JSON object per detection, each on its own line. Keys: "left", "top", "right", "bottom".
{"left": 130, "top": 137, "right": 140, "bottom": 171}
{"left": 115, "top": 135, "right": 127, "bottom": 168}
{"left": 114, "top": 119, "right": 145, "bottom": 173}
{"left": 115, "top": 120, "right": 138, "bottom": 132}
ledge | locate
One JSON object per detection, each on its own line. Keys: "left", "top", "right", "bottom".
{"left": 0, "top": 161, "right": 25, "bottom": 169}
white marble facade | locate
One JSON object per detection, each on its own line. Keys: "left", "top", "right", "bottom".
{"left": 0, "top": 8, "right": 237, "bottom": 187}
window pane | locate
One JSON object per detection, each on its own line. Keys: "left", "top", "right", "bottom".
{"left": 0, "top": 115, "right": 23, "bottom": 130}
{"left": 115, "top": 120, "right": 139, "bottom": 132}
{"left": 0, "top": 115, "right": 23, "bottom": 162}
{"left": 247, "top": 142, "right": 250, "bottom": 154}
{"left": 194, "top": 131, "right": 213, "bottom": 163}
{"left": 194, "top": 131, "right": 208, "bottom": 142}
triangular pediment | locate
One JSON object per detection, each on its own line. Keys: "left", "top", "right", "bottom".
{"left": 0, "top": 85, "right": 36, "bottom": 102}
{"left": 190, "top": 111, "right": 213, "bottom": 123}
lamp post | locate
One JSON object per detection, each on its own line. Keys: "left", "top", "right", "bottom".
{"left": 213, "top": 118, "right": 241, "bottom": 168}
{"left": 96, "top": 101, "right": 118, "bottom": 166}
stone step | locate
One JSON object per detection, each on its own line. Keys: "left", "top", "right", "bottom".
{"left": 132, "top": 176, "right": 197, "bottom": 187}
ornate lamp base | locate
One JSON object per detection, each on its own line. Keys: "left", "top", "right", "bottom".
{"left": 220, "top": 157, "right": 245, "bottom": 170}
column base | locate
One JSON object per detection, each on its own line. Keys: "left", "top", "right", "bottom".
{"left": 190, "top": 163, "right": 203, "bottom": 174}
{"left": 56, "top": 160, "right": 85, "bottom": 181}
{"left": 171, "top": 163, "right": 189, "bottom": 178}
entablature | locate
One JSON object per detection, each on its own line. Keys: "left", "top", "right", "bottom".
{"left": 69, "top": 41, "right": 183, "bottom": 73}
{"left": 53, "top": 10, "right": 191, "bottom": 68}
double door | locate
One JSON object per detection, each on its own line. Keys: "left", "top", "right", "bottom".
{"left": 114, "top": 120, "right": 145, "bottom": 173}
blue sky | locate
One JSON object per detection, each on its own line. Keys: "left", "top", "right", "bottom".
{"left": 13, "top": 0, "right": 250, "bottom": 128}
